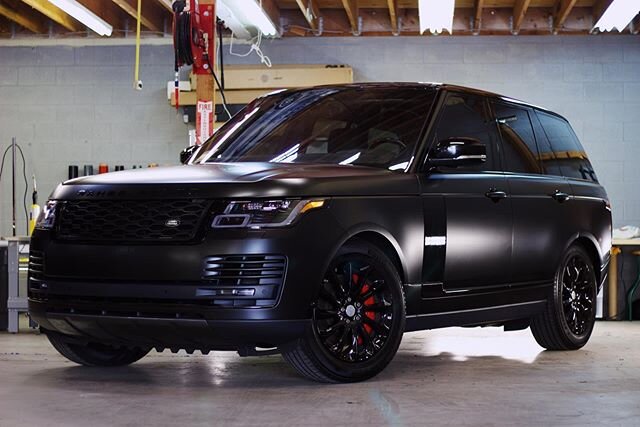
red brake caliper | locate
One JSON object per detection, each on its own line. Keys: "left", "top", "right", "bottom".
{"left": 353, "top": 273, "right": 376, "bottom": 344}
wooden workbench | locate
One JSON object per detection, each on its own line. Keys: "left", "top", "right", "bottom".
{"left": 608, "top": 238, "right": 640, "bottom": 320}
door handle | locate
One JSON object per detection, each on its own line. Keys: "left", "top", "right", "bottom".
{"left": 551, "top": 190, "right": 571, "bottom": 203}
{"left": 485, "top": 188, "right": 508, "bottom": 202}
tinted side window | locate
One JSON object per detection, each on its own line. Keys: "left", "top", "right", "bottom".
{"left": 493, "top": 103, "right": 542, "bottom": 174}
{"left": 430, "top": 93, "right": 500, "bottom": 172}
{"left": 536, "top": 111, "right": 598, "bottom": 183}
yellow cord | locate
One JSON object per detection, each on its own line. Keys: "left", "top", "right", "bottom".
{"left": 134, "top": 0, "right": 142, "bottom": 89}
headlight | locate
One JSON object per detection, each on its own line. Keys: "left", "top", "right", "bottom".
{"left": 35, "top": 200, "right": 58, "bottom": 230}
{"left": 212, "top": 199, "right": 325, "bottom": 229}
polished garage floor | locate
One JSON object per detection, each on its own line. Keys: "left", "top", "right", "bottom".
{"left": 0, "top": 322, "right": 638, "bottom": 426}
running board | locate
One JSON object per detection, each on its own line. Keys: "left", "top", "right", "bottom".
{"left": 404, "top": 300, "right": 547, "bottom": 332}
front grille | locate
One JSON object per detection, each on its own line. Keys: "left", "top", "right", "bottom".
{"left": 201, "top": 255, "right": 287, "bottom": 307}
{"left": 56, "top": 199, "right": 210, "bottom": 242}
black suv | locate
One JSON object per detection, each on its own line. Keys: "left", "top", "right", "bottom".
{"left": 29, "top": 84, "right": 611, "bottom": 382}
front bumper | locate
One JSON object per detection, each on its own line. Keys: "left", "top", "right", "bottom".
{"left": 28, "top": 208, "right": 344, "bottom": 350}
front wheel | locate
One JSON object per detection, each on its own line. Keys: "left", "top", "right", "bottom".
{"left": 46, "top": 331, "right": 150, "bottom": 367}
{"left": 282, "top": 243, "right": 405, "bottom": 383}
{"left": 530, "top": 245, "right": 597, "bottom": 350}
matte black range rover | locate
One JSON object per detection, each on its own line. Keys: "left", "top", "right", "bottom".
{"left": 29, "top": 83, "right": 611, "bottom": 382}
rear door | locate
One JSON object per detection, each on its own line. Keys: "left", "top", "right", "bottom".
{"left": 491, "top": 101, "right": 573, "bottom": 285}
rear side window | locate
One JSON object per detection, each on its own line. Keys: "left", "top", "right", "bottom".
{"left": 493, "top": 102, "right": 541, "bottom": 174}
{"left": 536, "top": 111, "right": 598, "bottom": 183}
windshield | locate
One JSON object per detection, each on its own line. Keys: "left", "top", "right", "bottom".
{"left": 192, "top": 86, "right": 436, "bottom": 170}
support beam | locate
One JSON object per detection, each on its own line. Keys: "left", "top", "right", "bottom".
{"left": 20, "top": 0, "right": 81, "bottom": 32}
{"left": 387, "top": 0, "right": 398, "bottom": 34}
{"left": 473, "top": 0, "right": 484, "bottom": 34}
{"left": 341, "top": 0, "right": 359, "bottom": 34}
{"left": 110, "top": 0, "right": 163, "bottom": 32}
{"left": 592, "top": 0, "right": 613, "bottom": 27}
{"left": 295, "top": 0, "right": 320, "bottom": 31}
{"left": 553, "top": 0, "right": 578, "bottom": 34}
{"left": 0, "top": 3, "right": 47, "bottom": 33}
{"left": 512, "top": 0, "right": 531, "bottom": 34}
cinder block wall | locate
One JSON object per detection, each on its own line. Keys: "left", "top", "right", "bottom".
{"left": 0, "top": 35, "right": 638, "bottom": 235}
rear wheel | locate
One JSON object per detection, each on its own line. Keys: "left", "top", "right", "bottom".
{"left": 530, "top": 245, "right": 597, "bottom": 350}
{"left": 46, "top": 331, "right": 150, "bottom": 367}
{"left": 282, "top": 243, "right": 405, "bottom": 382}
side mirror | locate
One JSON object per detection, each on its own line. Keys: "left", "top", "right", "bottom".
{"left": 428, "top": 137, "right": 486, "bottom": 168}
{"left": 180, "top": 145, "right": 198, "bottom": 165}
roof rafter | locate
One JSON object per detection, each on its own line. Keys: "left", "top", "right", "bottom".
{"left": 512, "top": 0, "right": 531, "bottom": 34}
{"left": 295, "top": 0, "right": 320, "bottom": 31}
{"left": 0, "top": 3, "right": 47, "bottom": 33}
{"left": 341, "top": 0, "right": 359, "bottom": 34}
{"left": 473, "top": 0, "right": 484, "bottom": 34}
{"left": 553, "top": 0, "right": 578, "bottom": 34}
{"left": 261, "top": 0, "right": 281, "bottom": 30}
{"left": 19, "top": 0, "right": 81, "bottom": 32}
{"left": 110, "top": 0, "right": 163, "bottom": 32}
{"left": 387, "top": 0, "right": 398, "bottom": 34}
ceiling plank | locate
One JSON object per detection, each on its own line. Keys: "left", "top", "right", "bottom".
{"left": 387, "top": 0, "right": 398, "bottom": 34}
{"left": 0, "top": 3, "right": 47, "bottom": 32}
{"left": 473, "top": 0, "right": 484, "bottom": 33}
{"left": 512, "top": 0, "right": 531, "bottom": 34}
{"left": 295, "top": 0, "right": 320, "bottom": 30}
{"left": 553, "top": 0, "right": 578, "bottom": 33}
{"left": 110, "top": 0, "right": 163, "bottom": 32}
{"left": 20, "top": 0, "right": 81, "bottom": 31}
{"left": 341, "top": 0, "right": 358, "bottom": 33}
{"left": 592, "top": 0, "right": 613, "bottom": 26}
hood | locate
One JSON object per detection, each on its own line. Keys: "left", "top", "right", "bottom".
{"left": 52, "top": 163, "right": 418, "bottom": 200}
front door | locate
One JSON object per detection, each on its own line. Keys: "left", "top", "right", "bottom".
{"left": 421, "top": 92, "right": 512, "bottom": 291}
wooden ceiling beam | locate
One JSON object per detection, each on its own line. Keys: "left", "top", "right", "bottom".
{"left": 295, "top": 0, "right": 320, "bottom": 31}
{"left": 512, "top": 0, "right": 531, "bottom": 34}
{"left": 110, "top": 0, "right": 163, "bottom": 32}
{"left": 473, "top": 0, "right": 484, "bottom": 34}
{"left": 387, "top": 0, "right": 398, "bottom": 34}
{"left": 19, "top": 0, "right": 81, "bottom": 32}
{"left": 0, "top": 3, "right": 47, "bottom": 33}
{"left": 341, "top": 0, "right": 359, "bottom": 34}
{"left": 553, "top": 0, "right": 578, "bottom": 33}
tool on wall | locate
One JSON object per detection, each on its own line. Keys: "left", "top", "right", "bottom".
{"left": 134, "top": 0, "right": 143, "bottom": 91}
{"left": 0, "top": 138, "right": 29, "bottom": 237}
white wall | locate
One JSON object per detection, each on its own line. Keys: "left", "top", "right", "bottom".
{"left": 0, "top": 35, "right": 638, "bottom": 235}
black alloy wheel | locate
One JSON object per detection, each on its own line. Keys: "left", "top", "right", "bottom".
{"left": 530, "top": 245, "right": 597, "bottom": 350}
{"left": 282, "top": 242, "right": 405, "bottom": 382}
{"left": 314, "top": 255, "right": 394, "bottom": 363}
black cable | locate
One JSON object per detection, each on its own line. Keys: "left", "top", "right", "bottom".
{"left": 217, "top": 18, "right": 225, "bottom": 90}
{"left": 205, "top": 57, "right": 231, "bottom": 120}
{"left": 15, "top": 144, "right": 29, "bottom": 232}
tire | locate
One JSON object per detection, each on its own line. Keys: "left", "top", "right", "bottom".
{"left": 282, "top": 242, "right": 406, "bottom": 383}
{"left": 46, "top": 331, "right": 150, "bottom": 367}
{"left": 530, "top": 245, "right": 597, "bottom": 351}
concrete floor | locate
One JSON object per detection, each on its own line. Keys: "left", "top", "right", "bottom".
{"left": 0, "top": 321, "right": 638, "bottom": 426}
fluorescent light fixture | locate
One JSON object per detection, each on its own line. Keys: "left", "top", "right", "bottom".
{"left": 48, "top": 0, "right": 112, "bottom": 36}
{"left": 217, "top": 0, "right": 278, "bottom": 39}
{"left": 419, "top": 0, "right": 455, "bottom": 35}
{"left": 593, "top": 0, "right": 640, "bottom": 32}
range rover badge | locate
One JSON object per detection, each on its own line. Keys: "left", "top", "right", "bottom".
{"left": 165, "top": 219, "right": 180, "bottom": 227}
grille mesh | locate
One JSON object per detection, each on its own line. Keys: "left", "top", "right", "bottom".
{"left": 29, "top": 249, "right": 45, "bottom": 283}
{"left": 57, "top": 199, "right": 210, "bottom": 242}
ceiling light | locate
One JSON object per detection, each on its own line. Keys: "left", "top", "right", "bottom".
{"left": 593, "top": 0, "right": 640, "bottom": 32}
{"left": 217, "top": 0, "right": 278, "bottom": 39}
{"left": 48, "top": 0, "right": 112, "bottom": 36}
{"left": 419, "top": 0, "right": 455, "bottom": 35}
